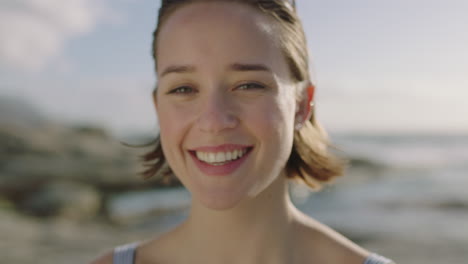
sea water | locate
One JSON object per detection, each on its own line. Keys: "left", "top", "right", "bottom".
{"left": 297, "top": 133, "right": 468, "bottom": 248}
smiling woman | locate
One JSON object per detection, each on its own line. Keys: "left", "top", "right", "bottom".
{"left": 91, "top": 1, "right": 395, "bottom": 264}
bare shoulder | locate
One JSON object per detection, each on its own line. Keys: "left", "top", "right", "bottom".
{"left": 89, "top": 250, "right": 113, "bottom": 264}
{"left": 293, "top": 212, "right": 369, "bottom": 264}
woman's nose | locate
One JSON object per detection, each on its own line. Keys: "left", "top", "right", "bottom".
{"left": 196, "top": 93, "right": 239, "bottom": 134}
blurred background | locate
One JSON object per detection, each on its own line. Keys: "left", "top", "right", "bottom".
{"left": 0, "top": 0, "right": 467, "bottom": 263}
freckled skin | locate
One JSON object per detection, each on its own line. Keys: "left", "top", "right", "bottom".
{"left": 154, "top": 2, "right": 298, "bottom": 210}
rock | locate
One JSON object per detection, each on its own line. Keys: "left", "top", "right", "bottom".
{"left": 0, "top": 95, "right": 175, "bottom": 221}
{"left": 0, "top": 130, "right": 29, "bottom": 156}
{"left": 0, "top": 122, "right": 159, "bottom": 199}
{"left": 0, "top": 96, "right": 46, "bottom": 128}
{"left": 349, "top": 156, "right": 386, "bottom": 169}
{"left": 18, "top": 181, "right": 101, "bottom": 220}
{"left": 0, "top": 196, "right": 15, "bottom": 210}
{"left": 71, "top": 125, "right": 109, "bottom": 138}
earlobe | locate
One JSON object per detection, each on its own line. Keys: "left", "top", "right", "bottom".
{"left": 295, "top": 84, "right": 315, "bottom": 129}
{"left": 306, "top": 84, "right": 315, "bottom": 106}
{"left": 304, "top": 84, "right": 315, "bottom": 120}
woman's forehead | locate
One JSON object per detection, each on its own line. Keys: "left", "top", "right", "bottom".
{"left": 169, "top": 1, "right": 266, "bottom": 25}
{"left": 156, "top": 1, "right": 287, "bottom": 75}
{"left": 162, "top": 1, "right": 274, "bottom": 33}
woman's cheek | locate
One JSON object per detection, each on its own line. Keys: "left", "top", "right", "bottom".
{"left": 157, "top": 102, "right": 194, "bottom": 176}
{"left": 159, "top": 101, "right": 196, "bottom": 132}
{"left": 252, "top": 97, "right": 292, "bottom": 131}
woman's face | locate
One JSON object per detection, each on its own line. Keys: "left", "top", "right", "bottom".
{"left": 155, "top": 1, "right": 299, "bottom": 210}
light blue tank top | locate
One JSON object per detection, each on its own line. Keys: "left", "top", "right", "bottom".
{"left": 113, "top": 242, "right": 395, "bottom": 264}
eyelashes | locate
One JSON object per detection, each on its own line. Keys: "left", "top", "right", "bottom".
{"left": 166, "top": 82, "right": 267, "bottom": 95}
{"left": 168, "top": 86, "right": 195, "bottom": 94}
{"left": 236, "top": 82, "right": 266, "bottom": 90}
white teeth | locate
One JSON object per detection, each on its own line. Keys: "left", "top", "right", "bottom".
{"left": 208, "top": 153, "right": 216, "bottom": 163}
{"left": 215, "top": 152, "right": 225, "bottom": 162}
{"left": 195, "top": 148, "right": 249, "bottom": 164}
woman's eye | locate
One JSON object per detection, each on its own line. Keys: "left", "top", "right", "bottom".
{"left": 237, "top": 82, "right": 265, "bottom": 90}
{"left": 168, "top": 86, "right": 195, "bottom": 94}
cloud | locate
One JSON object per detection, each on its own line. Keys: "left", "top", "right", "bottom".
{"left": 0, "top": 0, "right": 116, "bottom": 71}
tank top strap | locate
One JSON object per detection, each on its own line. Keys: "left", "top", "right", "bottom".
{"left": 364, "top": 253, "right": 395, "bottom": 264}
{"left": 113, "top": 242, "right": 139, "bottom": 264}
{"left": 112, "top": 243, "right": 393, "bottom": 264}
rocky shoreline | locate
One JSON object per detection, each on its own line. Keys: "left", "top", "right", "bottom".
{"left": 0, "top": 101, "right": 182, "bottom": 223}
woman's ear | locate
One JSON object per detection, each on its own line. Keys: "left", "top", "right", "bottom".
{"left": 295, "top": 83, "right": 315, "bottom": 130}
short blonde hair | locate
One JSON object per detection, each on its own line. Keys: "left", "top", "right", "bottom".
{"left": 142, "top": 0, "right": 346, "bottom": 190}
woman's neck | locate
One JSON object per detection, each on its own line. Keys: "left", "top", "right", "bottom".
{"left": 175, "top": 176, "right": 302, "bottom": 264}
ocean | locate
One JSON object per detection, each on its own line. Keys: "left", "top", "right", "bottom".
{"left": 300, "top": 133, "right": 468, "bottom": 240}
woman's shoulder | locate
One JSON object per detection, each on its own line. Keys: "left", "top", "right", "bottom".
{"left": 90, "top": 241, "right": 143, "bottom": 264}
{"left": 364, "top": 253, "right": 396, "bottom": 264}
{"left": 89, "top": 241, "right": 142, "bottom": 264}
{"left": 89, "top": 231, "right": 175, "bottom": 264}
{"left": 292, "top": 212, "right": 376, "bottom": 264}
{"left": 89, "top": 250, "right": 113, "bottom": 264}
{"left": 295, "top": 219, "right": 395, "bottom": 263}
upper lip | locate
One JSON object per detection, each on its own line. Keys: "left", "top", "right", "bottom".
{"left": 189, "top": 144, "right": 253, "bottom": 152}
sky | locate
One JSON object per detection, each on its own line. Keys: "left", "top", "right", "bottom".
{"left": 1, "top": 0, "right": 467, "bottom": 138}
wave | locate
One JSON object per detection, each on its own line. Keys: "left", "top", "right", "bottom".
{"left": 334, "top": 134, "right": 468, "bottom": 170}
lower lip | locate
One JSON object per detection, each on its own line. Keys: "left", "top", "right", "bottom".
{"left": 189, "top": 149, "right": 252, "bottom": 176}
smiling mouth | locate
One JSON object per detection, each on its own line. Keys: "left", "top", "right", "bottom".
{"left": 189, "top": 147, "right": 253, "bottom": 166}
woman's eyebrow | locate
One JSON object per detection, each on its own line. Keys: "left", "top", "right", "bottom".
{"left": 229, "top": 63, "right": 272, "bottom": 73}
{"left": 160, "top": 63, "right": 271, "bottom": 78}
{"left": 160, "top": 65, "right": 196, "bottom": 78}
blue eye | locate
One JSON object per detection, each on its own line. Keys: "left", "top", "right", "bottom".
{"left": 237, "top": 82, "right": 265, "bottom": 90}
{"left": 168, "top": 86, "right": 195, "bottom": 94}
